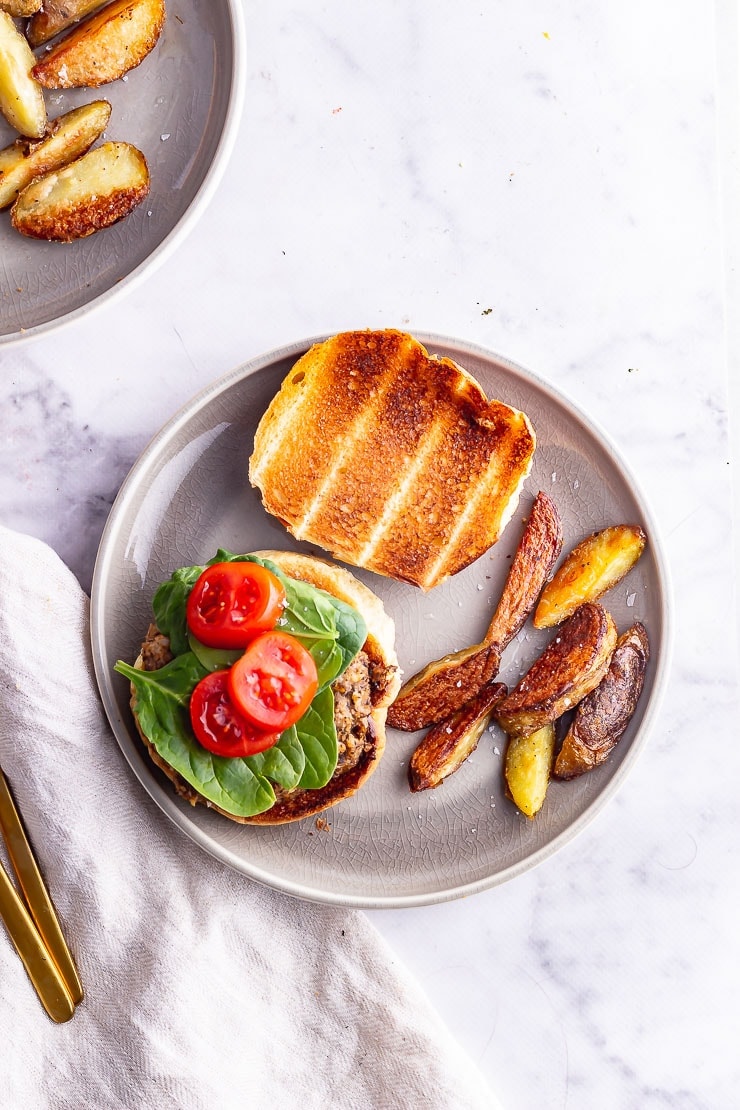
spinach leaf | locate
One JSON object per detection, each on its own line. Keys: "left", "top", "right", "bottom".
{"left": 152, "top": 564, "right": 204, "bottom": 656}
{"left": 187, "top": 631, "right": 242, "bottom": 674}
{"left": 114, "top": 655, "right": 337, "bottom": 816}
{"left": 247, "top": 726, "right": 305, "bottom": 790}
{"left": 295, "top": 687, "right": 338, "bottom": 789}
{"left": 115, "top": 656, "right": 277, "bottom": 817}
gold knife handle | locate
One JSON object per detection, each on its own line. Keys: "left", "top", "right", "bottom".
{"left": 0, "top": 859, "right": 75, "bottom": 1023}
{"left": 0, "top": 771, "right": 82, "bottom": 1005}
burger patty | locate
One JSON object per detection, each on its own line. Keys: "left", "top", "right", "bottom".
{"left": 139, "top": 627, "right": 377, "bottom": 789}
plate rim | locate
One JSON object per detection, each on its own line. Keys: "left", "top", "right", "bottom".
{"left": 90, "top": 331, "right": 674, "bottom": 908}
{"left": 0, "top": 0, "right": 247, "bottom": 350}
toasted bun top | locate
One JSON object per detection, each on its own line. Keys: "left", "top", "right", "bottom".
{"left": 249, "top": 329, "right": 536, "bottom": 590}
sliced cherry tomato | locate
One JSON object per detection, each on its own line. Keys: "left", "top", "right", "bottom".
{"left": 186, "top": 562, "right": 286, "bottom": 649}
{"left": 189, "top": 670, "right": 280, "bottom": 758}
{"left": 228, "top": 631, "right": 319, "bottom": 732}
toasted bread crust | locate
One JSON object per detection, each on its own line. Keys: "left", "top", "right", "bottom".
{"left": 249, "top": 330, "right": 536, "bottom": 590}
{"left": 130, "top": 551, "right": 400, "bottom": 825}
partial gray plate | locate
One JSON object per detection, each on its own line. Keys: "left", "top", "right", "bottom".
{"left": 0, "top": 0, "right": 245, "bottom": 345}
{"left": 90, "top": 335, "right": 672, "bottom": 908}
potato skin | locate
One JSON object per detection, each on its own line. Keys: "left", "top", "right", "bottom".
{"left": 495, "top": 602, "right": 618, "bottom": 739}
{"left": 26, "top": 0, "right": 110, "bottom": 48}
{"left": 388, "top": 644, "right": 500, "bottom": 732}
{"left": 485, "top": 491, "right": 563, "bottom": 648}
{"left": 554, "top": 623, "right": 649, "bottom": 779}
{"left": 408, "top": 682, "right": 507, "bottom": 792}
{"left": 31, "top": 0, "right": 165, "bottom": 89}
{"left": 388, "top": 491, "right": 562, "bottom": 732}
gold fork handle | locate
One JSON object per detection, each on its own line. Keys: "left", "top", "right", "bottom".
{"left": 0, "top": 771, "right": 82, "bottom": 1005}
{"left": 0, "top": 860, "right": 75, "bottom": 1023}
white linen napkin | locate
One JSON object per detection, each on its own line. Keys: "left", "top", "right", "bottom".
{"left": 0, "top": 526, "right": 499, "bottom": 1110}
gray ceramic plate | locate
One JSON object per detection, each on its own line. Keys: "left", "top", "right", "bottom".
{"left": 90, "top": 335, "right": 672, "bottom": 908}
{"left": 0, "top": 0, "right": 245, "bottom": 345}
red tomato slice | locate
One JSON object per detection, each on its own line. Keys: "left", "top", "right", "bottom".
{"left": 228, "top": 631, "right": 319, "bottom": 732}
{"left": 186, "top": 562, "right": 286, "bottom": 649}
{"left": 189, "top": 670, "right": 280, "bottom": 758}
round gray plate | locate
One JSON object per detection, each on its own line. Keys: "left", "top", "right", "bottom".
{"left": 0, "top": 0, "right": 245, "bottom": 345}
{"left": 90, "top": 335, "right": 672, "bottom": 908}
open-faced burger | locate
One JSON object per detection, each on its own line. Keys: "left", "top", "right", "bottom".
{"left": 115, "top": 550, "right": 400, "bottom": 824}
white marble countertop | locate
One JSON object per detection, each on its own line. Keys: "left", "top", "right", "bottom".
{"left": 1, "top": 2, "right": 738, "bottom": 1107}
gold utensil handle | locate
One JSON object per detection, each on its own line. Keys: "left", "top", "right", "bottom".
{"left": 0, "top": 859, "right": 75, "bottom": 1023}
{"left": 0, "top": 771, "right": 83, "bottom": 1006}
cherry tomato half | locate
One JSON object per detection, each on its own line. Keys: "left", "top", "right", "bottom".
{"left": 186, "top": 562, "right": 286, "bottom": 649}
{"left": 228, "top": 631, "right": 319, "bottom": 733}
{"left": 189, "top": 670, "right": 280, "bottom": 758}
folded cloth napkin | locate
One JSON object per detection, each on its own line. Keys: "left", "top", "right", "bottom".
{"left": 0, "top": 526, "right": 499, "bottom": 1110}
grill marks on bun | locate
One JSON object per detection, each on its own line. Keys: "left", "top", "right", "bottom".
{"left": 249, "top": 330, "right": 536, "bottom": 590}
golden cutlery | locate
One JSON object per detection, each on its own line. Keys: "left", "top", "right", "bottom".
{"left": 0, "top": 768, "right": 82, "bottom": 1021}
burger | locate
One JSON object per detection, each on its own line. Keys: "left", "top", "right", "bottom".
{"left": 115, "top": 549, "right": 400, "bottom": 824}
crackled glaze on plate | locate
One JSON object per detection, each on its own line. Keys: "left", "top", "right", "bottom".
{"left": 0, "top": 1, "right": 245, "bottom": 344}
{"left": 90, "top": 335, "right": 671, "bottom": 908}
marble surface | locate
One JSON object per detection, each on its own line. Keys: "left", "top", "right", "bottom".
{"left": 1, "top": 1, "right": 738, "bottom": 1107}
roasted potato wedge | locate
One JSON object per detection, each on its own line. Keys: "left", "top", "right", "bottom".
{"left": 495, "top": 602, "right": 617, "bottom": 739}
{"left": 484, "top": 491, "right": 564, "bottom": 649}
{"left": 31, "top": 0, "right": 165, "bottom": 89}
{"left": 554, "top": 622, "right": 649, "bottom": 779}
{"left": 408, "top": 682, "right": 507, "bottom": 792}
{"left": 0, "top": 10, "right": 46, "bottom": 137}
{"left": 387, "top": 492, "right": 563, "bottom": 732}
{"left": 0, "top": 99, "right": 111, "bottom": 209}
{"left": 26, "top": 0, "right": 110, "bottom": 48}
{"left": 0, "top": 1, "right": 41, "bottom": 16}
{"left": 504, "top": 722, "right": 556, "bottom": 818}
{"left": 388, "top": 644, "right": 500, "bottom": 732}
{"left": 11, "top": 140, "right": 149, "bottom": 241}
{"left": 534, "top": 524, "right": 646, "bottom": 629}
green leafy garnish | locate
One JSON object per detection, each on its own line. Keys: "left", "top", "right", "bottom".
{"left": 153, "top": 550, "right": 366, "bottom": 690}
{"left": 115, "top": 551, "right": 360, "bottom": 818}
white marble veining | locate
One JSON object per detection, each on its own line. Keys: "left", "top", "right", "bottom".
{"left": 1, "top": 1, "right": 738, "bottom": 1107}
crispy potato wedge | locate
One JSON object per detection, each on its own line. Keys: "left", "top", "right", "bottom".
{"left": 495, "top": 602, "right": 617, "bottom": 739}
{"left": 505, "top": 723, "right": 556, "bottom": 818}
{"left": 534, "top": 524, "right": 647, "bottom": 629}
{"left": 388, "top": 644, "right": 500, "bottom": 732}
{"left": 26, "top": 0, "right": 110, "bottom": 47}
{"left": 1, "top": 1, "right": 41, "bottom": 16}
{"left": 11, "top": 140, "right": 149, "bottom": 241}
{"left": 31, "top": 0, "right": 165, "bottom": 89}
{"left": 554, "top": 622, "right": 649, "bottom": 779}
{"left": 485, "top": 491, "right": 564, "bottom": 649}
{"left": 0, "top": 10, "right": 46, "bottom": 137}
{"left": 0, "top": 99, "right": 111, "bottom": 209}
{"left": 387, "top": 492, "right": 563, "bottom": 732}
{"left": 408, "top": 682, "right": 507, "bottom": 792}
